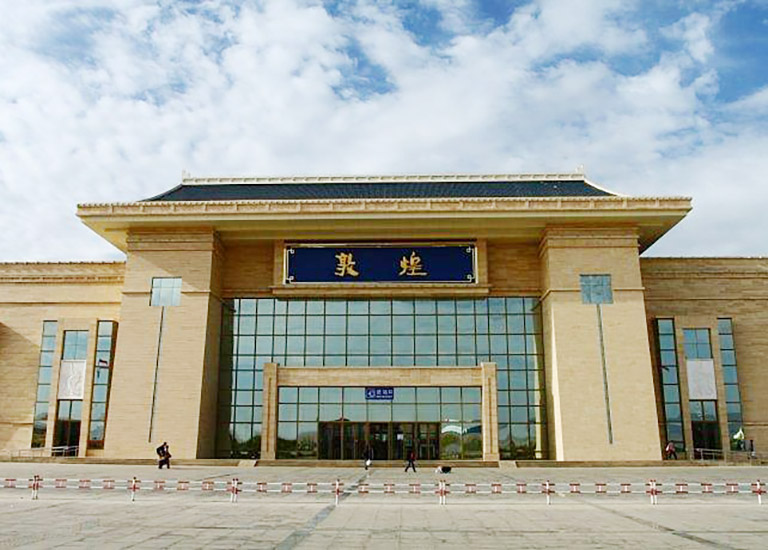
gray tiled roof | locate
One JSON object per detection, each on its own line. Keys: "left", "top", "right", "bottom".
{"left": 144, "top": 179, "right": 614, "bottom": 201}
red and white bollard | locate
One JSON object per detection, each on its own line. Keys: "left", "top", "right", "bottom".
{"left": 334, "top": 479, "right": 342, "bottom": 506}
{"left": 30, "top": 475, "right": 41, "bottom": 500}
{"left": 516, "top": 482, "right": 527, "bottom": 494}
{"left": 437, "top": 479, "right": 447, "bottom": 505}
{"left": 129, "top": 477, "right": 139, "bottom": 502}
{"left": 307, "top": 482, "right": 317, "bottom": 494}
{"left": 491, "top": 482, "right": 502, "bottom": 494}
{"left": 409, "top": 483, "right": 421, "bottom": 494}
{"left": 647, "top": 479, "right": 659, "bottom": 505}
{"left": 229, "top": 478, "right": 241, "bottom": 503}
{"left": 595, "top": 482, "right": 607, "bottom": 495}
{"left": 542, "top": 480, "right": 554, "bottom": 505}
{"left": 620, "top": 483, "right": 632, "bottom": 494}
{"left": 675, "top": 482, "right": 688, "bottom": 495}
{"left": 752, "top": 480, "right": 765, "bottom": 505}
{"left": 569, "top": 482, "right": 581, "bottom": 494}
{"left": 701, "top": 482, "right": 713, "bottom": 494}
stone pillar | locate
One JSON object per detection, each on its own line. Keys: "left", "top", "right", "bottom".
{"left": 480, "top": 362, "right": 500, "bottom": 461}
{"left": 260, "top": 362, "right": 279, "bottom": 460}
{"left": 103, "top": 230, "right": 223, "bottom": 459}
{"left": 540, "top": 227, "right": 661, "bottom": 461}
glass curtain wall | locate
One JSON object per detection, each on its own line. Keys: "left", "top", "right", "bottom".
{"left": 218, "top": 297, "right": 546, "bottom": 459}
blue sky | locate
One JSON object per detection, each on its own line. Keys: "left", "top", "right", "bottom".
{"left": 1, "top": 0, "right": 768, "bottom": 260}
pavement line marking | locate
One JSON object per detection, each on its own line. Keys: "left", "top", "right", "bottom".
{"left": 585, "top": 501, "right": 743, "bottom": 550}
{"left": 274, "top": 474, "right": 367, "bottom": 550}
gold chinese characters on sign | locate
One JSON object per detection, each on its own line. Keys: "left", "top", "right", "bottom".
{"left": 399, "top": 251, "right": 427, "bottom": 277}
{"left": 334, "top": 252, "right": 359, "bottom": 277}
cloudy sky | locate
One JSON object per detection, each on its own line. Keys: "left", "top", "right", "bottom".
{"left": 1, "top": 0, "right": 767, "bottom": 261}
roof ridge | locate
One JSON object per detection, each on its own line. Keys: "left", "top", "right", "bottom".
{"left": 179, "top": 173, "right": 587, "bottom": 185}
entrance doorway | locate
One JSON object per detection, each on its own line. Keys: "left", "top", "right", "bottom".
{"left": 690, "top": 399, "right": 721, "bottom": 459}
{"left": 318, "top": 422, "right": 440, "bottom": 460}
{"left": 54, "top": 400, "right": 82, "bottom": 456}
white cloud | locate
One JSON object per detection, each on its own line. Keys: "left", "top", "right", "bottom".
{"left": 0, "top": 1, "right": 766, "bottom": 261}
{"left": 663, "top": 12, "right": 714, "bottom": 63}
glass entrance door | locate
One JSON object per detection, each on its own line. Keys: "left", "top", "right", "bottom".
{"left": 392, "top": 423, "right": 415, "bottom": 460}
{"left": 54, "top": 400, "right": 82, "bottom": 456}
{"left": 690, "top": 400, "right": 721, "bottom": 459}
{"left": 343, "top": 423, "right": 365, "bottom": 460}
{"left": 368, "top": 423, "right": 390, "bottom": 461}
{"left": 318, "top": 421, "right": 441, "bottom": 460}
{"left": 417, "top": 423, "right": 439, "bottom": 460}
{"left": 319, "top": 422, "right": 342, "bottom": 459}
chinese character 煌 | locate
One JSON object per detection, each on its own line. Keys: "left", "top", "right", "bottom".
{"left": 399, "top": 251, "right": 427, "bottom": 276}
{"left": 335, "top": 252, "right": 359, "bottom": 277}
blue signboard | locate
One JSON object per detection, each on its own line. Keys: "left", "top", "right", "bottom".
{"left": 365, "top": 387, "right": 394, "bottom": 400}
{"left": 285, "top": 243, "right": 476, "bottom": 284}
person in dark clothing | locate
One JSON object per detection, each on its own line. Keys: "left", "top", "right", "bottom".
{"left": 156, "top": 441, "right": 171, "bottom": 469}
{"left": 405, "top": 449, "right": 416, "bottom": 472}
{"left": 363, "top": 446, "right": 374, "bottom": 471}
{"left": 664, "top": 441, "right": 677, "bottom": 460}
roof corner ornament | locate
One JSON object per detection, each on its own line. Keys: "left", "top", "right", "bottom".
{"left": 181, "top": 169, "right": 191, "bottom": 181}
{"left": 576, "top": 164, "right": 586, "bottom": 176}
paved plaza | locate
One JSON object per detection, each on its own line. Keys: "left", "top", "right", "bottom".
{"left": 1, "top": 463, "right": 767, "bottom": 549}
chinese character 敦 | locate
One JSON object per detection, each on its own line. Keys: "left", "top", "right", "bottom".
{"left": 399, "top": 251, "right": 427, "bottom": 277}
{"left": 335, "top": 252, "right": 359, "bottom": 277}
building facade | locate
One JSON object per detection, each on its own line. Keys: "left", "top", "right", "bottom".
{"left": 1, "top": 174, "right": 765, "bottom": 462}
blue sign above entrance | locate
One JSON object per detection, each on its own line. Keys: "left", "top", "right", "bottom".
{"left": 284, "top": 243, "right": 476, "bottom": 284}
{"left": 365, "top": 387, "right": 394, "bottom": 400}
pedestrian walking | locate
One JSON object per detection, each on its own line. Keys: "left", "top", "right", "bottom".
{"left": 664, "top": 441, "right": 677, "bottom": 460}
{"left": 156, "top": 441, "right": 171, "bottom": 469}
{"left": 405, "top": 448, "right": 417, "bottom": 472}
{"left": 363, "top": 446, "right": 374, "bottom": 471}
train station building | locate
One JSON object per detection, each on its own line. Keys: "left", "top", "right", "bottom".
{"left": 1, "top": 174, "right": 766, "bottom": 463}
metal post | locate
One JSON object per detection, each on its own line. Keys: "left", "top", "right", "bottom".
{"left": 596, "top": 304, "right": 613, "bottom": 443}
{"left": 148, "top": 306, "right": 165, "bottom": 442}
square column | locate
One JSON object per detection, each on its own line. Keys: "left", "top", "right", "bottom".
{"left": 480, "top": 362, "right": 500, "bottom": 461}
{"left": 540, "top": 228, "right": 661, "bottom": 461}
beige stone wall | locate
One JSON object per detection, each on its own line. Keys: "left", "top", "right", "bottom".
{"left": 222, "top": 242, "right": 274, "bottom": 296}
{"left": 0, "top": 262, "right": 123, "bottom": 452}
{"left": 540, "top": 228, "right": 661, "bottom": 461}
{"left": 641, "top": 257, "right": 768, "bottom": 456}
{"left": 487, "top": 241, "right": 540, "bottom": 295}
{"left": 104, "top": 231, "right": 222, "bottom": 459}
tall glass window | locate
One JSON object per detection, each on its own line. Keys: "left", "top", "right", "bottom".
{"left": 718, "top": 319, "right": 744, "bottom": 449}
{"left": 88, "top": 321, "right": 117, "bottom": 449}
{"left": 683, "top": 328, "right": 720, "bottom": 456}
{"left": 655, "top": 319, "right": 684, "bottom": 452}
{"left": 31, "top": 321, "right": 57, "bottom": 447}
{"left": 218, "top": 297, "right": 546, "bottom": 459}
{"left": 55, "top": 330, "right": 88, "bottom": 455}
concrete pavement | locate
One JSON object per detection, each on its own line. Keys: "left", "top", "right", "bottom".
{"left": 1, "top": 463, "right": 767, "bottom": 549}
